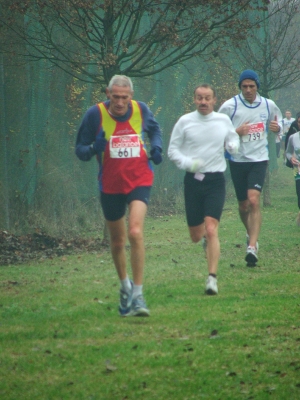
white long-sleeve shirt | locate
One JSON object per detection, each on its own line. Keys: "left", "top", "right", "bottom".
{"left": 218, "top": 93, "right": 283, "bottom": 162}
{"left": 168, "top": 110, "right": 239, "bottom": 173}
{"left": 286, "top": 132, "right": 300, "bottom": 180}
{"left": 286, "top": 131, "right": 300, "bottom": 162}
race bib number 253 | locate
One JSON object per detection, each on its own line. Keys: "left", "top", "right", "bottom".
{"left": 109, "top": 135, "right": 141, "bottom": 158}
{"left": 242, "top": 122, "right": 265, "bottom": 143}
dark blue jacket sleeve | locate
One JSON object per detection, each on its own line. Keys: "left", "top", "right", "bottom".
{"left": 75, "top": 105, "right": 102, "bottom": 161}
{"left": 139, "top": 102, "right": 163, "bottom": 151}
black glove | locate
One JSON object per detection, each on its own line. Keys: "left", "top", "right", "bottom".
{"left": 93, "top": 131, "right": 107, "bottom": 154}
{"left": 150, "top": 147, "right": 163, "bottom": 165}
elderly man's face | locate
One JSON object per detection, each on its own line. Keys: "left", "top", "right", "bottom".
{"left": 106, "top": 85, "right": 133, "bottom": 116}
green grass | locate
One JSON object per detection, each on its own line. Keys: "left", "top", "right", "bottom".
{"left": 1, "top": 163, "right": 300, "bottom": 400}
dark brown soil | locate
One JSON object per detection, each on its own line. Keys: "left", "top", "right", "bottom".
{"left": 0, "top": 230, "right": 109, "bottom": 265}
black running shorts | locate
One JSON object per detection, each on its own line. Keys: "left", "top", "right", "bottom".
{"left": 184, "top": 172, "right": 226, "bottom": 227}
{"left": 100, "top": 186, "right": 151, "bottom": 222}
{"left": 229, "top": 160, "right": 268, "bottom": 202}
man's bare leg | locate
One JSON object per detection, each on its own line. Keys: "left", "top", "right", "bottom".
{"left": 204, "top": 216, "right": 220, "bottom": 276}
{"left": 238, "top": 189, "right": 261, "bottom": 248}
{"left": 107, "top": 216, "right": 127, "bottom": 280}
{"left": 189, "top": 217, "right": 219, "bottom": 294}
{"left": 127, "top": 200, "right": 148, "bottom": 285}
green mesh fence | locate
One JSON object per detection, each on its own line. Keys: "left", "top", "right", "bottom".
{"left": 0, "top": 52, "right": 283, "bottom": 234}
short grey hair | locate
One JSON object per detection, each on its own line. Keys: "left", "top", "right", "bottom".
{"left": 194, "top": 83, "right": 216, "bottom": 98}
{"left": 107, "top": 75, "right": 133, "bottom": 92}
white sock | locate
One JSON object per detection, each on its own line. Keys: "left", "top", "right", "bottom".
{"left": 132, "top": 284, "right": 143, "bottom": 299}
{"left": 121, "top": 276, "right": 132, "bottom": 293}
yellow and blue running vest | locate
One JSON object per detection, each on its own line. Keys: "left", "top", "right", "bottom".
{"left": 98, "top": 100, "right": 154, "bottom": 194}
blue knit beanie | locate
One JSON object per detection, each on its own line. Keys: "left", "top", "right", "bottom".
{"left": 238, "top": 69, "right": 260, "bottom": 89}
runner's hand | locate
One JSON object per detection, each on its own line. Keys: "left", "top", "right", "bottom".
{"left": 190, "top": 159, "right": 205, "bottom": 172}
{"left": 227, "top": 142, "right": 239, "bottom": 154}
{"left": 291, "top": 156, "right": 299, "bottom": 166}
{"left": 150, "top": 147, "right": 163, "bottom": 165}
{"left": 269, "top": 115, "right": 280, "bottom": 133}
{"left": 236, "top": 121, "right": 250, "bottom": 136}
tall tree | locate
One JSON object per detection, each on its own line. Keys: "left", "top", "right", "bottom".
{"left": 0, "top": 0, "right": 269, "bottom": 88}
{"left": 220, "top": 0, "right": 300, "bottom": 98}
{"left": 216, "top": 0, "right": 300, "bottom": 206}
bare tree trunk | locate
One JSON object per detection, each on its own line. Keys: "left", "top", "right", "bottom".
{"left": 263, "top": 165, "right": 271, "bottom": 206}
{"left": 263, "top": 119, "right": 277, "bottom": 207}
{"left": 0, "top": 55, "right": 10, "bottom": 229}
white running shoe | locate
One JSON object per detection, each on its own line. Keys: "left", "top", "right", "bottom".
{"left": 205, "top": 276, "right": 218, "bottom": 295}
{"left": 245, "top": 245, "right": 258, "bottom": 265}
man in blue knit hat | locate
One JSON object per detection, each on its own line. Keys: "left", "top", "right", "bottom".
{"left": 219, "top": 69, "right": 283, "bottom": 266}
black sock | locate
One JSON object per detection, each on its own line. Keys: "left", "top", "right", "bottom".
{"left": 209, "top": 273, "right": 217, "bottom": 278}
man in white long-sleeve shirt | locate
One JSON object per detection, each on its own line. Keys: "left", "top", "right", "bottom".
{"left": 285, "top": 132, "right": 300, "bottom": 226}
{"left": 218, "top": 69, "right": 282, "bottom": 266}
{"left": 168, "top": 84, "right": 239, "bottom": 295}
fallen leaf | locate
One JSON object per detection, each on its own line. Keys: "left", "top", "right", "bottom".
{"left": 210, "top": 329, "right": 218, "bottom": 338}
{"left": 105, "top": 360, "right": 117, "bottom": 372}
{"left": 226, "top": 371, "right": 237, "bottom": 377}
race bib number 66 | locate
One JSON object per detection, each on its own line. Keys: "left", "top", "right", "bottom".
{"left": 109, "top": 135, "right": 141, "bottom": 158}
{"left": 242, "top": 122, "right": 265, "bottom": 143}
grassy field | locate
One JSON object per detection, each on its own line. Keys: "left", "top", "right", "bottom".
{"left": 1, "top": 162, "right": 300, "bottom": 400}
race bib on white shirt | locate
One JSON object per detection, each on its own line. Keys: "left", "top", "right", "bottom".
{"left": 109, "top": 135, "right": 141, "bottom": 158}
{"left": 241, "top": 122, "right": 265, "bottom": 143}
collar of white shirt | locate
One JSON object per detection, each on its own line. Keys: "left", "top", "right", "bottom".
{"left": 240, "top": 92, "right": 261, "bottom": 106}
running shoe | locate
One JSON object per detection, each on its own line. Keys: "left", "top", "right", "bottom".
{"left": 245, "top": 245, "right": 258, "bottom": 265}
{"left": 119, "top": 281, "right": 133, "bottom": 316}
{"left": 205, "top": 276, "right": 218, "bottom": 295}
{"left": 128, "top": 295, "right": 150, "bottom": 317}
